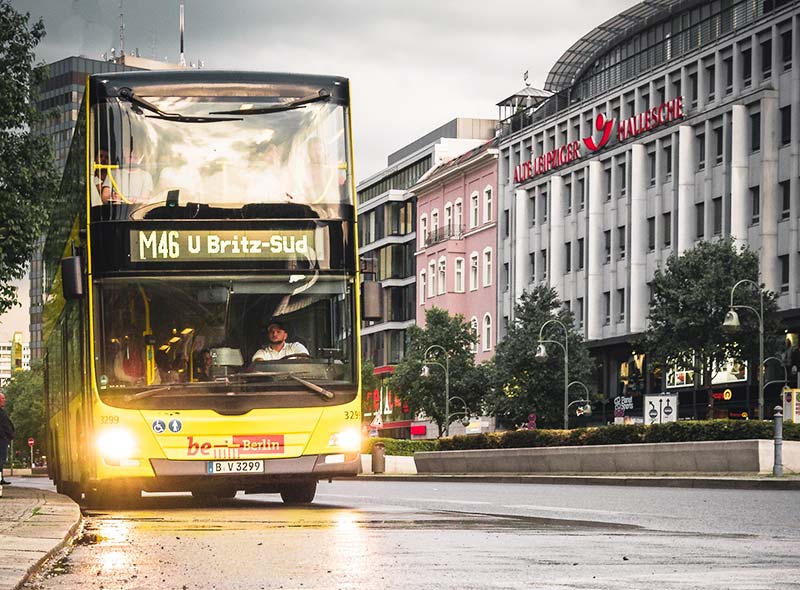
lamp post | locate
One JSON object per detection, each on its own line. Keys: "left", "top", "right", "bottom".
{"left": 722, "top": 279, "right": 764, "bottom": 419}
{"left": 422, "top": 344, "right": 451, "bottom": 436}
{"left": 567, "top": 380, "right": 592, "bottom": 426}
{"left": 535, "top": 318, "right": 569, "bottom": 429}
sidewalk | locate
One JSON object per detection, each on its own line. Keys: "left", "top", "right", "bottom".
{"left": 0, "top": 478, "right": 81, "bottom": 590}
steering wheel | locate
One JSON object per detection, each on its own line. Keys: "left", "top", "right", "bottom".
{"left": 281, "top": 353, "right": 311, "bottom": 360}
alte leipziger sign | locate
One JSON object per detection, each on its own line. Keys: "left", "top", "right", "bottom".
{"left": 514, "top": 96, "right": 684, "bottom": 184}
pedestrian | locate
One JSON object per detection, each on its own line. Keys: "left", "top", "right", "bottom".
{"left": 0, "top": 392, "right": 14, "bottom": 485}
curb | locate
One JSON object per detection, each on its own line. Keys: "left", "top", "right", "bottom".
{"left": 353, "top": 473, "right": 800, "bottom": 490}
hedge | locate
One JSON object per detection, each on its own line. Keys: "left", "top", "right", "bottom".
{"left": 362, "top": 437, "right": 438, "bottom": 456}
{"left": 435, "top": 420, "right": 800, "bottom": 451}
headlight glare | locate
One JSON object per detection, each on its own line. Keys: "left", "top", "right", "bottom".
{"left": 328, "top": 428, "right": 361, "bottom": 451}
{"left": 96, "top": 427, "right": 137, "bottom": 460}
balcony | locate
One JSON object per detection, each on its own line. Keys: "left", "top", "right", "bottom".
{"left": 424, "top": 225, "right": 464, "bottom": 247}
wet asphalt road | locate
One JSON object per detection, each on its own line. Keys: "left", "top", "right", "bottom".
{"left": 21, "top": 479, "right": 800, "bottom": 590}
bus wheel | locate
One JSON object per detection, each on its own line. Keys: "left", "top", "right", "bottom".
{"left": 85, "top": 484, "right": 140, "bottom": 509}
{"left": 280, "top": 480, "right": 317, "bottom": 504}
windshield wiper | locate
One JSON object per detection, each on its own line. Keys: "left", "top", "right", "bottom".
{"left": 289, "top": 374, "right": 335, "bottom": 400}
{"left": 209, "top": 89, "right": 331, "bottom": 116}
{"left": 118, "top": 87, "right": 242, "bottom": 123}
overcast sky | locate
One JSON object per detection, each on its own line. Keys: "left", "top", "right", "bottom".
{"left": 1, "top": 0, "right": 638, "bottom": 340}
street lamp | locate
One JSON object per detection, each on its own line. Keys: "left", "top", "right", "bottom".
{"left": 722, "top": 279, "right": 764, "bottom": 419}
{"left": 535, "top": 318, "right": 570, "bottom": 429}
{"left": 568, "top": 380, "right": 592, "bottom": 416}
{"left": 422, "top": 344, "right": 452, "bottom": 436}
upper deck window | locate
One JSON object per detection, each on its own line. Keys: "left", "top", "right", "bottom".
{"left": 91, "top": 91, "right": 351, "bottom": 218}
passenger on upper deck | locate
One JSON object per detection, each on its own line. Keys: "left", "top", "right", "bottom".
{"left": 251, "top": 320, "right": 309, "bottom": 361}
{"left": 100, "top": 147, "right": 153, "bottom": 204}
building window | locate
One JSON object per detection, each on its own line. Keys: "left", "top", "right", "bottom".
{"left": 604, "top": 230, "right": 611, "bottom": 263}
{"left": 618, "top": 226, "right": 626, "bottom": 260}
{"left": 617, "top": 288, "right": 625, "bottom": 323}
{"left": 454, "top": 199, "right": 463, "bottom": 231}
{"left": 781, "top": 181, "right": 791, "bottom": 220}
{"left": 782, "top": 30, "right": 792, "bottom": 70}
{"left": 431, "top": 209, "right": 439, "bottom": 233}
{"left": 577, "top": 238, "right": 584, "bottom": 270}
{"left": 502, "top": 262, "right": 510, "bottom": 292}
{"left": 697, "top": 132, "right": 705, "bottom": 170}
{"left": 541, "top": 249, "right": 548, "bottom": 282}
{"left": 648, "top": 217, "right": 655, "bottom": 251}
{"left": 541, "top": 191, "right": 548, "bottom": 222}
{"left": 715, "top": 127, "right": 724, "bottom": 163}
{"left": 761, "top": 39, "right": 772, "bottom": 78}
{"left": 470, "top": 192, "right": 479, "bottom": 228}
{"left": 724, "top": 56, "right": 733, "bottom": 92}
{"left": 603, "top": 292, "right": 611, "bottom": 325}
{"left": 454, "top": 257, "right": 465, "bottom": 293}
{"left": 664, "top": 144, "right": 672, "bottom": 180}
{"left": 419, "top": 271, "right": 426, "bottom": 305}
{"left": 482, "top": 248, "right": 492, "bottom": 287}
{"left": 751, "top": 112, "right": 761, "bottom": 152}
{"left": 689, "top": 72, "right": 698, "bottom": 107}
{"left": 604, "top": 167, "right": 612, "bottom": 200}
{"left": 619, "top": 163, "right": 626, "bottom": 195}
{"left": 428, "top": 260, "right": 436, "bottom": 298}
{"left": 696, "top": 202, "right": 705, "bottom": 238}
{"left": 780, "top": 255, "right": 790, "bottom": 293}
{"left": 649, "top": 152, "right": 656, "bottom": 186}
{"left": 483, "top": 186, "right": 493, "bottom": 223}
{"left": 564, "top": 184, "right": 572, "bottom": 215}
{"left": 470, "top": 317, "right": 479, "bottom": 353}
{"left": 444, "top": 203, "right": 453, "bottom": 232}
{"left": 530, "top": 252, "right": 536, "bottom": 280}
{"left": 565, "top": 241, "right": 572, "bottom": 273}
{"left": 469, "top": 252, "right": 478, "bottom": 291}
{"left": 482, "top": 314, "right": 492, "bottom": 352}
{"left": 707, "top": 63, "right": 716, "bottom": 100}
{"left": 742, "top": 47, "right": 752, "bottom": 86}
{"left": 713, "top": 197, "right": 723, "bottom": 235}
{"left": 576, "top": 297, "right": 584, "bottom": 328}
{"left": 750, "top": 186, "right": 760, "bottom": 225}
{"left": 663, "top": 212, "right": 672, "bottom": 247}
{"left": 781, "top": 106, "right": 791, "bottom": 146}
{"left": 437, "top": 257, "right": 446, "bottom": 295}
{"left": 420, "top": 214, "right": 428, "bottom": 246}
{"left": 577, "top": 178, "right": 585, "bottom": 210}
{"left": 530, "top": 196, "right": 536, "bottom": 226}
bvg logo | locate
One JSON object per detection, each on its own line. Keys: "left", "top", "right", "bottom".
{"left": 583, "top": 113, "right": 615, "bottom": 153}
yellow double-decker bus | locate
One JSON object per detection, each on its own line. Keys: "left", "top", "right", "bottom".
{"left": 43, "top": 71, "right": 369, "bottom": 506}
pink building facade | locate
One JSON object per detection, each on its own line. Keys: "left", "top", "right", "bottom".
{"left": 413, "top": 139, "right": 498, "bottom": 363}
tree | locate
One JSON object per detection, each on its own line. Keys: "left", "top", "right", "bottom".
{"left": 489, "top": 284, "right": 594, "bottom": 429}
{"left": 0, "top": 1, "right": 58, "bottom": 315}
{"left": 387, "top": 307, "right": 489, "bottom": 437}
{"left": 360, "top": 357, "right": 379, "bottom": 420}
{"left": 2, "top": 362, "right": 45, "bottom": 460}
{"left": 642, "top": 238, "right": 781, "bottom": 418}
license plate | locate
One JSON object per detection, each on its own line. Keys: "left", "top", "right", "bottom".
{"left": 206, "top": 460, "right": 265, "bottom": 474}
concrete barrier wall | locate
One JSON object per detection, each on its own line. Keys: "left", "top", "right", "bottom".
{"left": 361, "top": 454, "right": 417, "bottom": 475}
{"left": 414, "top": 440, "right": 800, "bottom": 474}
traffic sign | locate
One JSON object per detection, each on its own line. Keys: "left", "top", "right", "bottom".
{"left": 27, "top": 438, "right": 34, "bottom": 447}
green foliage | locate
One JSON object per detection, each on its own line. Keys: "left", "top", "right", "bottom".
{"left": 489, "top": 284, "right": 594, "bottom": 429}
{"left": 362, "top": 437, "right": 438, "bottom": 456}
{"left": 643, "top": 239, "right": 781, "bottom": 417}
{"left": 2, "top": 362, "right": 45, "bottom": 454}
{"left": 0, "top": 2, "right": 58, "bottom": 314}
{"left": 360, "top": 357, "right": 378, "bottom": 418}
{"left": 387, "top": 307, "right": 489, "bottom": 437}
{"left": 437, "top": 420, "right": 798, "bottom": 450}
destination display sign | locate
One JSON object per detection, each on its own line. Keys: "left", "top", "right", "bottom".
{"left": 130, "top": 229, "right": 317, "bottom": 262}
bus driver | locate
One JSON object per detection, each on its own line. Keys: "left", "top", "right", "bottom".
{"left": 252, "top": 320, "right": 309, "bottom": 361}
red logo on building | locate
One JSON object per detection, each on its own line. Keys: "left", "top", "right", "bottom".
{"left": 583, "top": 113, "right": 615, "bottom": 152}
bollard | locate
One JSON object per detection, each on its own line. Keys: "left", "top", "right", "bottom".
{"left": 773, "top": 405, "right": 783, "bottom": 477}
{"left": 371, "top": 441, "right": 386, "bottom": 474}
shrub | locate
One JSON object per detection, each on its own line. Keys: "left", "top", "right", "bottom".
{"left": 362, "top": 437, "right": 438, "bottom": 456}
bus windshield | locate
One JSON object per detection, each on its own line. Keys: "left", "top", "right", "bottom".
{"left": 94, "top": 274, "right": 356, "bottom": 408}
{"left": 91, "top": 96, "right": 350, "bottom": 215}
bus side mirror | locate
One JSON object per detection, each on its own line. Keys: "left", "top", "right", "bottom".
{"left": 61, "top": 256, "right": 84, "bottom": 299}
{"left": 362, "top": 280, "right": 382, "bottom": 321}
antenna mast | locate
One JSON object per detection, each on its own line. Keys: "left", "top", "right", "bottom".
{"left": 118, "top": 0, "right": 125, "bottom": 57}
{"left": 179, "top": 1, "right": 186, "bottom": 66}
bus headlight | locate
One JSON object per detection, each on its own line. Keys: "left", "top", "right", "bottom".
{"left": 96, "top": 428, "right": 137, "bottom": 461}
{"left": 328, "top": 429, "right": 361, "bottom": 452}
